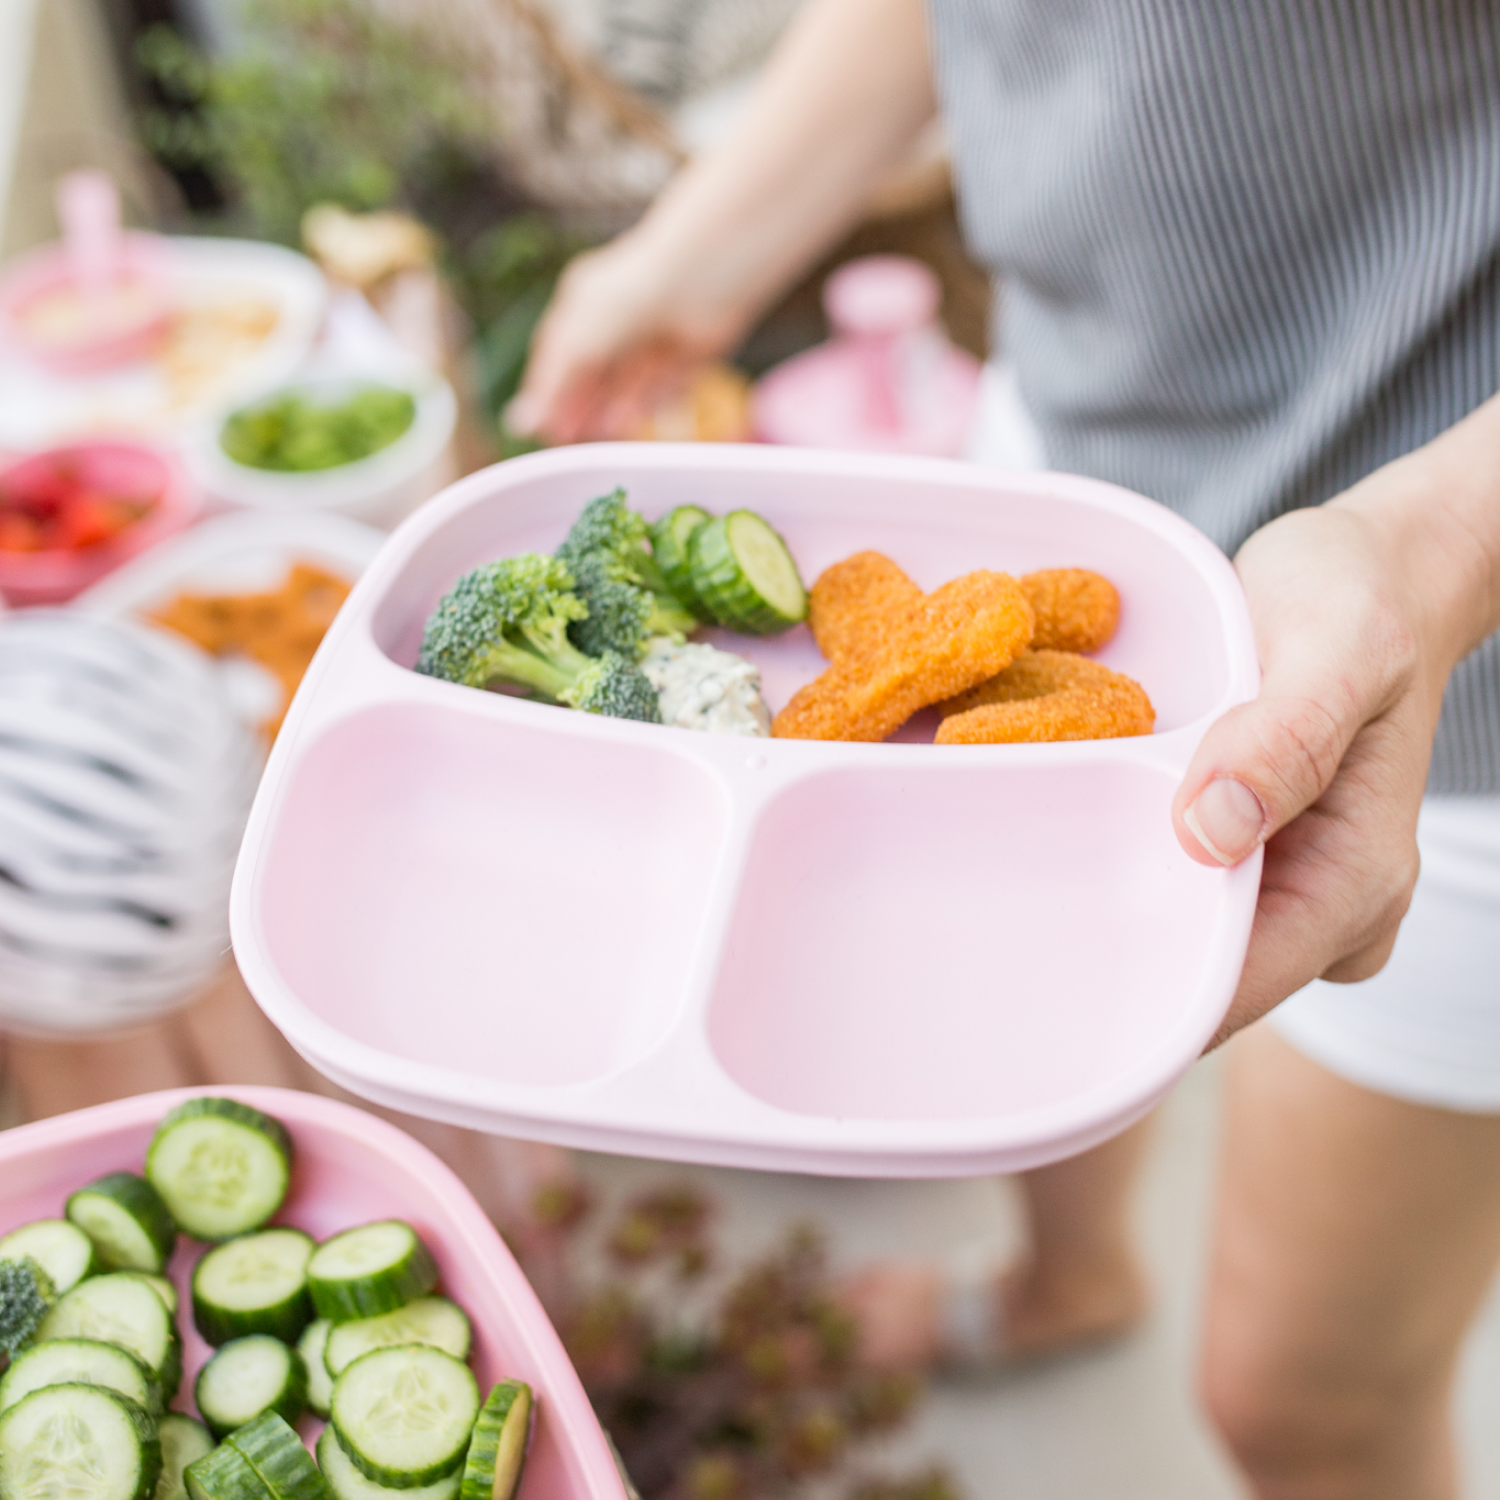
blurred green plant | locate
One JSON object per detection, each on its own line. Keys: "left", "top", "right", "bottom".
{"left": 137, "top": 0, "right": 484, "bottom": 246}
{"left": 557, "top": 1185, "right": 962, "bottom": 1500}
{"left": 450, "top": 214, "right": 595, "bottom": 441}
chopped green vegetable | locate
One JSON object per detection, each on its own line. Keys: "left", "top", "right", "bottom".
{"left": 556, "top": 489, "right": 697, "bottom": 657}
{"left": 415, "top": 553, "right": 660, "bottom": 722}
{"left": 0, "top": 1256, "right": 56, "bottom": 1360}
{"left": 220, "top": 385, "right": 416, "bottom": 472}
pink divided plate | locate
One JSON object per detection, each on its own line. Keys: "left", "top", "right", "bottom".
{"left": 231, "top": 444, "right": 1262, "bottom": 1178}
{"left": 0, "top": 1086, "right": 627, "bottom": 1499}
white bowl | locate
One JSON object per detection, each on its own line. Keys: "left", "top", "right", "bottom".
{"left": 187, "top": 370, "right": 457, "bottom": 529}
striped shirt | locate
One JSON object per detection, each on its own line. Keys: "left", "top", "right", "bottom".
{"left": 928, "top": 0, "right": 1500, "bottom": 791}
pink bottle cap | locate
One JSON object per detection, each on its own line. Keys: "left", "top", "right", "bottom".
{"left": 823, "top": 254, "right": 942, "bottom": 337}
{"left": 752, "top": 254, "right": 981, "bottom": 457}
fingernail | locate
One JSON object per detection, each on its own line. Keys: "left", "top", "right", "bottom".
{"left": 504, "top": 394, "right": 538, "bottom": 435}
{"left": 1184, "top": 778, "right": 1265, "bottom": 866}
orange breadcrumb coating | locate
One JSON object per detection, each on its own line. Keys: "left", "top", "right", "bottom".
{"left": 1020, "top": 568, "right": 1120, "bottom": 653}
{"left": 935, "top": 649, "right": 1154, "bottom": 744}
{"left": 149, "top": 562, "right": 351, "bottom": 740}
{"left": 808, "top": 551, "right": 923, "bottom": 665}
{"left": 774, "top": 570, "right": 1035, "bottom": 741}
{"left": 811, "top": 554, "right": 1119, "bottom": 664}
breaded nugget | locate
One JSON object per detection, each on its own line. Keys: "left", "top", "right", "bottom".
{"left": 808, "top": 551, "right": 922, "bottom": 664}
{"left": 1020, "top": 569, "right": 1120, "bottom": 653}
{"left": 774, "top": 571, "right": 1035, "bottom": 741}
{"left": 935, "top": 648, "right": 1154, "bottom": 744}
{"left": 148, "top": 562, "right": 352, "bottom": 739}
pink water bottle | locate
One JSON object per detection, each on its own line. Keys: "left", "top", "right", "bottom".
{"left": 751, "top": 255, "right": 982, "bottom": 456}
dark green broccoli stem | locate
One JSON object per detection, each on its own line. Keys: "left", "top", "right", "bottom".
{"left": 0, "top": 1257, "right": 56, "bottom": 1362}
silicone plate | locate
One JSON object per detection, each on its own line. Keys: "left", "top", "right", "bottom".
{"left": 231, "top": 444, "right": 1261, "bottom": 1178}
{"left": 0, "top": 1087, "right": 626, "bottom": 1499}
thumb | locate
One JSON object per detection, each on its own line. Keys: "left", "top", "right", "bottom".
{"left": 1173, "top": 685, "right": 1357, "bottom": 867}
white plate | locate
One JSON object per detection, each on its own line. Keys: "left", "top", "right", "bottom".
{"left": 0, "top": 238, "right": 326, "bottom": 447}
{"left": 75, "top": 509, "right": 385, "bottom": 730}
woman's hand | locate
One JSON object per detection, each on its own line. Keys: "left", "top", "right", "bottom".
{"left": 505, "top": 0, "right": 936, "bottom": 445}
{"left": 505, "top": 231, "right": 752, "bottom": 446}
{"left": 1174, "top": 400, "right": 1500, "bottom": 1044}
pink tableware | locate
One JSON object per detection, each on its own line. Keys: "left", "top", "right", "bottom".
{"left": 0, "top": 1086, "right": 627, "bottom": 1499}
{"left": 752, "top": 255, "right": 982, "bottom": 456}
{"left": 0, "top": 173, "right": 171, "bottom": 374}
{"left": 0, "top": 440, "right": 199, "bottom": 605}
{"left": 231, "top": 443, "right": 1261, "bottom": 1179}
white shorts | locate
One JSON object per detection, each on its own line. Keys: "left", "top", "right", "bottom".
{"left": 968, "top": 364, "right": 1500, "bottom": 1114}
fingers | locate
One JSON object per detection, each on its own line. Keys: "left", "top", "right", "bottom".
{"left": 1203, "top": 732, "right": 1422, "bottom": 1047}
{"left": 1175, "top": 690, "right": 1354, "bottom": 868}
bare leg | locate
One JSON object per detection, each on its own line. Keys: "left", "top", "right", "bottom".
{"left": 1003, "top": 1112, "right": 1153, "bottom": 1357}
{"left": 847, "top": 1113, "right": 1154, "bottom": 1368}
{"left": 1202, "top": 1025, "right": 1500, "bottom": 1500}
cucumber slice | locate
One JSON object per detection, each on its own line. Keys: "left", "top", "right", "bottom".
{"left": 226, "top": 1411, "right": 329, "bottom": 1500}
{"left": 186, "top": 1440, "right": 273, "bottom": 1500}
{"left": 0, "top": 1383, "right": 161, "bottom": 1500}
{"left": 324, "top": 1298, "right": 471, "bottom": 1379}
{"left": 297, "top": 1320, "right": 334, "bottom": 1419}
{"left": 193, "top": 1228, "right": 314, "bottom": 1347}
{"left": 157, "top": 1413, "right": 216, "bottom": 1500}
{"left": 39, "top": 1272, "right": 181, "bottom": 1396}
{"left": 0, "top": 1336, "right": 158, "bottom": 1415}
{"left": 330, "top": 1346, "right": 478, "bottom": 1489}
{"left": 688, "top": 511, "right": 806, "bottom": 634}
{"left": 194, "top": 1334, "right": 306, "bottom": 1439}
{"left": 316, "top": 1426, "right": 459, "bottom": 1500}
{"left": 307, "top": 1223, "right": 438, "bottom": 1324}
{"left": 124, "top": 1272, "right": 181, "bottom": 1316}
{"left": 459, "top": 1381, "right": 532, "bottom": 1500}
{"left": 649, "top": 506, "right": 714, "bottom": 621}
{"left": 0, "top": 1218, "right": 97, "bottom": 1293}
{"left": 147, "top": 1098, "right": 293, "bottom": 1242}
{"left": 67, "top": 1171, "right": 178, "bottom": 1274}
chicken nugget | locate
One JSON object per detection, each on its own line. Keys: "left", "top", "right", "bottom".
{"left": 1020, "top": 569, "right": 1120, "bottom": 653}
{"left": 808, "top": 551, "right": 923, "bottom": 665}
{"left": 775, "top": 570, "right": 1035, "bottom": 741}
{"left": 935, "top": 648, "right": 1153, "bottom": 744}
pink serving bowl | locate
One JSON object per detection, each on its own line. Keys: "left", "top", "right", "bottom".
{"left": 0, "top": 1086, "right": 627, "bottom": 1499}
{"left": 0, "top": 440, "right": 200, "bottom": 605}
{"left": 231, "top": 444, "right": 1262, "bottom": 1179}
{"left": 0, "top": 232, "right": 171, "bottom": 375}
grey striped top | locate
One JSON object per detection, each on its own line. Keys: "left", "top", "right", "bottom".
{"left": 928, "top": 0, "right": 1500, "bottom": 792}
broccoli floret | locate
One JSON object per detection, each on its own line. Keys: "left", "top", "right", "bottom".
{"left": 416, "top": 554, "right": 661, "bottom": 721}
{"left": 0, "top": 1256, "right": 56, "bottom": 1361}
{"left": 557, "top": 489, "right": 697, "bottom": 657}
{"left": 569, "top": 651, "right": 664, "bottom": 721}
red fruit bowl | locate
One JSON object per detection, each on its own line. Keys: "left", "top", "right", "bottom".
{"left": 0, "top": 440, "right": 200, "bottom": 604}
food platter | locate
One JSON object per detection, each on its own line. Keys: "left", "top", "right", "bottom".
{"left": 0, "top": 1086, "right": 627, "bottom": 1499}
{"left": 231, "top": 444, "right": 1261, "bottom": 1178}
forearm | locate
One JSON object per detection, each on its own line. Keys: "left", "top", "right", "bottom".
{"left": 1331, "top": 392, "right": 1500, "bottom": 687}
{"left": 622, "top": 0, "right": 936, "bottom": 335}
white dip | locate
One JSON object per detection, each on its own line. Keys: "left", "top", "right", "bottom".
{"left": 642, "top": 640, "right": 771, "bottom": 736}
